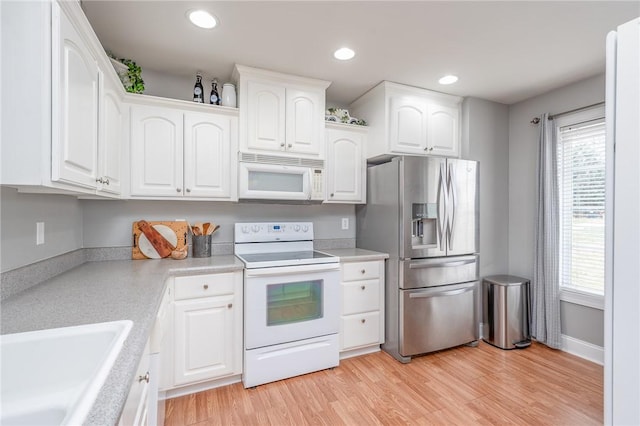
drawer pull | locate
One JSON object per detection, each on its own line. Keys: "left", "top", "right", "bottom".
{"left": 227, "top": 303, "right": 233, "bottom": 309}
{"left": 361, "top": 285, "right": 366, "bottom": 290}
{"left": 361, "top": 319, "right": 366, "bottom": 324}
{"left": 138, "top": 372, "right": 150, "bottom": 383}
{"left": 203, "top": 284, "right": 209, "bottom": 290}
{"left": 361, "top": 269, "right": 366, "bottom": 274}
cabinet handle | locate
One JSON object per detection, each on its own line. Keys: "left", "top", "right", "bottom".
{"left": 104, "top": 178, "right": 110, "bottom": 185}
{"left": 361, "top": 269, "right": 366, "bottom": 274}
{"left": 227, "top": 303, "right": 233, "bottom": 309}
{"left": 176, "top": 188, "right": 181, "bottom": 192}
{"left": 361, "top": 285, "right": 366, "bottom": 290}
{"left": 96, "top": 177, "right": 104, "bottom": 184}
{"left": 186, "top": 188, "right": 191, "bottom": 193}
{"left": 361, "top": 319, "right": 366, "bottom": 324}
{"left": 203, "top": 284, "right": 209, "bottom": 290}
{"left": 138, "top": 372, "right": 150, "bottom": 383}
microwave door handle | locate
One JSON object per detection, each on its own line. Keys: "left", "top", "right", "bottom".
{"left": 307, "top": 170, "right": 312, "bottom": 200}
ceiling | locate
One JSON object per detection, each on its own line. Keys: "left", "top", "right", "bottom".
{"left": 81, "top": 1, "right": 639, "bottom": 106}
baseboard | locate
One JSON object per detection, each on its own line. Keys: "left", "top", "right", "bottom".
{"left": 160, "top": 374, "right": 242, "bottom": 400}
{"left": 561, "top": 334, "right": 604, "bottom": 365}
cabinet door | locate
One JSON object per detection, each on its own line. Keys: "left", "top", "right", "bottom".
{"left": 326, "top": 127, "right": 365, "bottom": 203}
{"left": 52, "top": 8, "right": 99, "bottom": 189}
{"left": 246, "top": 80, "right": 286, "bottom": 152}
{"left": 286, "top": 88, "right": 323, "bottom": 156}
{"left": 184, "top": 112, "right": 234, "bottom": 199}
{"left": 173, "top": 295, "right": 235, "bottom": 385}
{"left": 427, "top": 104, "right": 460, "bottom": 157}
{"left": 389, "top": 95, "right": 428, "bottom": 154}
{"left": 97, "top": 78, "right": 122, "bottom": 195}
{"left": 119, "top": 340, "right": 150, "bottom": 426}
{"left": 130, "top": 106, "right": 183, "bottom": 196}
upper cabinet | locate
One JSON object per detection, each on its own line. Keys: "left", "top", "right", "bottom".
{"left": 129, "top": 96, "right": 238, "bottom": 200}
{"left": 325, "top": 123, "right": 367, "bottom": 204}
{"left": 233, "top": 65, "right": 330, "bottom": 159}
{"left": 1, "top": 1, "right": 124, "bottom": 197}
{"left": 350, "top": 81, "right": 462, "bottom": 161}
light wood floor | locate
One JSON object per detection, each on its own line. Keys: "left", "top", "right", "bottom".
{"left": 165, "top": 342, "right": 603, "bottom": 425}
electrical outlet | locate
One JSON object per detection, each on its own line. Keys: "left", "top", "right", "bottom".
{"left": 341, "top": 218, "right": 349, "bottom": 230}
{"left": 36, "top": 222, "right": 45, "bottom": 245}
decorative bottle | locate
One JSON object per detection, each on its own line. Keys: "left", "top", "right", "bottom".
{"left": 210, "top": 79, "right": 220, "bottom": 105}
{"left": 193, "top": 72, "right": 204, "bottom": 103}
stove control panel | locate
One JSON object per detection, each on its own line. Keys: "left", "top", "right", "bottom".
{"left": 235, "top": 222, "right": 314, "bottom": 243}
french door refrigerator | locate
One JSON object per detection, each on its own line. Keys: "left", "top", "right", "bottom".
{"left": 357, "top": 156, "right": 479, "bottom": 363}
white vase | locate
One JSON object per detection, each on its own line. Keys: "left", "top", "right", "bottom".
{"left": 221, "top": 83, "right": 237, "bottom": 107}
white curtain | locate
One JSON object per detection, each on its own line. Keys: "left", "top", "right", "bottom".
{"left": 532, "top": 113, "right": 562, "bottom": 349}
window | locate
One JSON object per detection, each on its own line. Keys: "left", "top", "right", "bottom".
{"left": 556, "top": 106, "right": 606, "bottom": 299}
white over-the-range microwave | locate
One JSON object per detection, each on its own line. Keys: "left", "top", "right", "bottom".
{"left": 238, "top": 153, "right": 325, "bottom": 203}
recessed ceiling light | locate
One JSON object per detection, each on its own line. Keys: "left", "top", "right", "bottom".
{"left": 188, "top": 10, "right": 217, "bottom": 29}
{"left": 438, "top": 75, "right": 459, "bottom": 85}
{"left": 334, "top": 47, "right": 355, "bottom": 61}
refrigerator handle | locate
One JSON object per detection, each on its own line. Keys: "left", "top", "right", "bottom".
{"left": 437, "top": 162, "right": 447, "bottom": 246}
{"left": 447, "top": 163, "right": 457, "bottom": 249}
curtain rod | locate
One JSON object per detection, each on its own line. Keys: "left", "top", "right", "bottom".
{"left": 530, "top": 101, "right": 605, "bottom": 124}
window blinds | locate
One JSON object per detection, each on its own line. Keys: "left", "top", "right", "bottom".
{"left": 557, "top": 118, "right": 606, "bottom": 294}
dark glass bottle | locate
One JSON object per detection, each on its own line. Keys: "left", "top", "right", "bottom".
{"left": 210, "top": 79, "right": 220, "bottom": 105}
{"left": 193, "top": 73, "right": 204, "bottom": 103}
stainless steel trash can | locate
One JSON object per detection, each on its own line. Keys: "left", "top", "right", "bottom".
{"left": 482, "top": 275, "right": 531, "bottom": 349}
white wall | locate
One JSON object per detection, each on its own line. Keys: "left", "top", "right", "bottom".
{"left": 81, "top": 200, "right": 355, "bottom": 248}
{"left": 0, "top": 187, "right": 83, "bottom": 272}
{"left": 461, "top": 97, "right": 510, "bottom": 278}
{"left": 507, "top": 73, "right": 606, "bottom": 346}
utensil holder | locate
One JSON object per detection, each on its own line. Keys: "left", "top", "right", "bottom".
{"left": 192, "top": 234, "right": 212, "bottom": 258}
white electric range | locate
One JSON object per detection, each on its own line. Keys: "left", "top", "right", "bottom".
{"left": 234, "top": 222, "right": 340, "bottom": 388}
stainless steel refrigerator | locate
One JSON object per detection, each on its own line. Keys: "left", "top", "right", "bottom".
{"left": 356, "top": 156, "right": 479, "bottom": 363}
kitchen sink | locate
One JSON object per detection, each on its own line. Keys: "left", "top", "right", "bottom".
{"left": 1, "top": 320, "right": 132, "bottom": 425}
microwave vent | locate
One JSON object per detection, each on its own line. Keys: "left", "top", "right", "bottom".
{"left": 239, "top": 153, "right": 324, "bottom": 169}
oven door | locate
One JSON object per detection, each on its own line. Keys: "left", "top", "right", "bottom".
{"left": 244, "top": 263, "right": 340, "bottom": 350}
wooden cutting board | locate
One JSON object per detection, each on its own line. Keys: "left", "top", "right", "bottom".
{"left": 132, "top": 221, "right": 189, "bottom": 260}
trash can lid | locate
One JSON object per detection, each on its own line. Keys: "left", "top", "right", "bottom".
{"left": 483, "top": 274, "right": 530, "bottom": 286}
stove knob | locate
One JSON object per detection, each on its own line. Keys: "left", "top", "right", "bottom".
{"left": 302, "top": 225, "right": 309, "bottom": 232}
{"left": 241, "top": 225, "right": 250, "bottom": 234}
{"left": 294, "top": 224, "right": 301, "bottom": 232}
{"left": 251, "top": 225, "right": 260, "bottom": 233}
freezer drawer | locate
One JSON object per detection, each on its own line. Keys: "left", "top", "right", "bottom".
{"left": 399, "top": 281, "right": 479, "bottom": 356}
{"left": 399, "top": 255, "right": 478, "bottom": 289}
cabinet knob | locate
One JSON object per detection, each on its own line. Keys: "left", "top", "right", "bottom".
{"left": 424, "top": 147, "right": 429, "bottom": 151}
{"left": 361, "top": 269, "right": 366, "bottom": 274}
{"left": 96, "top": 177, "right": 104, "bottom": 184}
{"left": 176, "top": 188, "right": 182, "bottom": 192}
{"left": 429, "top": 147, "right": 434, "bottom": 151}
{"left": 280, "top": 143, "right": 285, "bottom": 147}
{"left": 361, "top": 319, "right": 366, "bottom": 324}
{"left": 138, "top": 372, "right": 150, "bottom": 383}
{"left": 104, "top": 178, "right": 110, "bottom": 185}
{"left": 227, "top": 303, "right": 233, "bottom": 309}
{"left": 186, "top": 188, "right": 191, "bottom": 193}
{"left": 287, "top": 144, "right": 292, "bottom": 148}
{"left": 330, "top": 193, "right": 334, "bottom": 197}
{"left": 361, "top": 285, "right": 366, "bottom": 290}
{"left": 203, "top": 284, "right": 209, "bottom": 290}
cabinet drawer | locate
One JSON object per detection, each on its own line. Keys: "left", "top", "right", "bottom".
{"left": 174, "top": 273, "right": 235, "bottom": 301}
{"left": 342, "top": 261, "right": 380, "bottom": 281}
{"left": 340, "top": 312, "right": 380, "bottom": 351}
{"left": 342, "top": 279, "right": 380, "bottom": 315}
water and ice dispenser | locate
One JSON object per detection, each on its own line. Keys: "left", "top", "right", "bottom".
{"left": 411, "top": 203, "right": 438, "bottom": 248}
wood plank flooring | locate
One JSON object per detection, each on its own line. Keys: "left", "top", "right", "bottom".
{"left": 165, "top": 342, "right": 603, "bottom": 425}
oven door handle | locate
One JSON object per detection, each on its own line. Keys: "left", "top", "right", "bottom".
{"left": 244, "top": 263, "right": 340, "bottom": 277}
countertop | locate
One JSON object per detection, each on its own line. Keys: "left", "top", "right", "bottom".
{"left": 320, "top": 248, "right": 389, "bottom": 262}
{"left": 0, "top": 255, "right": 244, "bottom": 426}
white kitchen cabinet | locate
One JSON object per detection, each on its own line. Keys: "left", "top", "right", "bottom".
{"left": 164, "top": 272, "right": 243, "bottom": 390}
{"left": 234, "top": 65, "right": 330, "bottom": 159}
{"left": 339, "top": 260, "right": 386, "bottom": 357}
{"left": 1, "top": 1, "right": 125, "bottom": 197}
{"left": 325, "top": 123, "right": 367, "bottom": 204}
{"left": 129, "top": 97, "right": 238, "bottom": 200}
{"left": 350, "top": 81, "right": 462, "bottom": 161}
{"left": 119, "top": 340, "right": 151, "bottom": 426}
{"left": 97, "top": 75, "right": 124, "bottom": 195}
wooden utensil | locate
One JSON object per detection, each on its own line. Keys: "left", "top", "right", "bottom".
{"left": 137, "top": 220, "right": 175, "bottom": 258}
{"left": 208, "top": 224, "right": 220, "bottom": 235}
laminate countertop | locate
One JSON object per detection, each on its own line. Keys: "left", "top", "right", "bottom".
{"left": 319, "top": 248, "right": 389, "bottom": 262}
{"left": 0, "top": 256, "right": 244, "bottom": 426}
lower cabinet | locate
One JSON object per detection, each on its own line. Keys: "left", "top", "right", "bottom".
{"left": 119, "top": 340, "right": 151, "bottom": 426}
{"left": 339, "top": 260, "right": 386, "bottom": 356}
{"left": 161, "top": 271, "right": 243, "bottom": 392}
